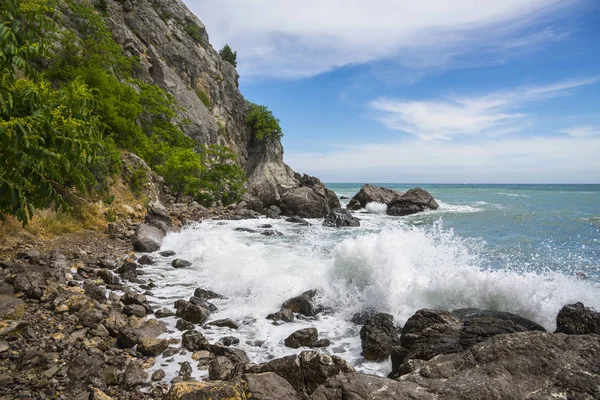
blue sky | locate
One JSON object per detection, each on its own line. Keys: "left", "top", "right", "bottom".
{"left": 184, "top": 0, "right": 600, "bottom": 183}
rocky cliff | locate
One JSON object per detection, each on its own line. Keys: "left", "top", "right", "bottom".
{"left": 90, "top": 0, "right": 335, "bottom": 216}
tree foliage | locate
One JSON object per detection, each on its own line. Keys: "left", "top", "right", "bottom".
{"left": 245, "top": 101, "right": 283, "bottom": 141}
{"left": 218, "top": 44, "right": 237, "bottom": 67}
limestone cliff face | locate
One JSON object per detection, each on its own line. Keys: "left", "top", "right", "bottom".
{"left": 98, "top": 0, "right": 300, "bottom": 202}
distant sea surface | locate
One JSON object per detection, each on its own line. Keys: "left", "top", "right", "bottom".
{"left": 140, "top": 183, "right": 600, "bottom": 380}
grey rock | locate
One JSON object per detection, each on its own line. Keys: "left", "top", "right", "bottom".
{"left": 220, "top": 336, "right": 240, "bottom": 346}
{"left": 159, "top": 250, "right": 176, "bottom": 257}
{"left": 176, "top": 302, "right": 211, "bottom": 324}
{"left": 97, "top": 269, "right": 120, "bottom": 285}
{"left": 322, "top": 208, "right": 360, "bottom": 228}
{"left": 155, "top": 307, "right": 176, "bottom": 318}
{"left": 117, "top": 327, "right": 140, "bottom": 348}
{"left": 284, "top": 328, "right": 318, "bottom": 348}
{"left": 387, "top": 187, "right": 439, "bottom": 216}
{"left": 189, "top": 296, "right": 218, "bottom": 312}
{"left": 138, "top": 338, "right": 169, "bottom": 356}
{"left": 182, "top": 330, "right": 209, "bottom": 351}
{"left": 132, "top": 223, "right": 164, "bottom": 252}
{"left": 360, "top": 313, "right": 400, "bottom": 361}
{"left": 123, "top": 304, "right": 147, "bottom": 317}
{"left": 137, "top": 254, "right": 155, "bottom": 265}
{"left": 347, "top": 184, "right": 403, "bottom": 210}
{"left": 555, "top": 302, "right": 600, "bottom": 334}
{"left": 281, "top": 290, "right": 322, "bottom": 317}
{"left": 209, "top": 356, "right": 236, "bottom": 381}
{"left": 0, "top": 295, "right": 24, "bottom": 320}
{"left": 310, "top": 373, "right": 423, "bottom": 400}
{"left": 123, "top": 360, "right": 148, "bottom": 387}
{"left": 244, "top": 372, "right": 301, "bottom": 400}
{"left": 194, "top": 287, "right": 225, "bottom": 300}
{"left": 179, "top": 361, "right": 193, "bottom": 379}
{"left": 121, "top": 290, "right": 147, "bottom": 306}
{"left": 67, "top": 352, "right": 104, "bottom": 382}
{"left": 176, "top": 319, "right": 195, "bottom": 331}
{"left": 207, "top": 318, "right": 239, "bottom": 329}
{"left": 172, "top": 258, "right": 192, "bottom": 268}
{"left": 285, "top": 216, "right": 310, "bottom": 225}
{"left": 78, "top": 308, "right": 104, "bottom": 328}
{"left": 151, "top": 369, "right": 166, "bottom": 381}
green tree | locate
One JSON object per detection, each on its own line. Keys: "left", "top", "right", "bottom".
{"left": 198, "top": 144, "right": 245, "bottom": 205}
{"left": 160, "top": 148, "right": 203, "bottom": 203}
{"left": 245, "top": 101, "right": 282, "bottom": 141}
{"left": 218, "top": 44, "right": 237, "bottom": 67}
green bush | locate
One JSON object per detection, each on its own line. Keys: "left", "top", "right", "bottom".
{"left": 127, "top": 166, "right": 148, "bottom": 197}
{"left": 195, "top": 88, "right": 211, "bottom": 109}
{"left": 184, "top": 20, "right": 203, "bottom": 44}
{"left": 245, "top": 101, "right": 283, "bottom": 141}
{"left": 218, "top": 44, "right": 237, "bottom": 67}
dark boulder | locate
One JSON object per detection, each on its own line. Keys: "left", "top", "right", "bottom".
{"left": 182, "top": 330, "right": 209, "bottom": 351}
{"left": 123, "top": 360, "right": 148, "bottom": 387}
{"left": 121, "top": 290, "right": 147, "bottom": 306}
{"left": 281, "top": 290, "right": 322, "bottom": 317}
{"left": 284, "top": 328, "right": 318, "bottom": 348}
{"left": 0, "top": 295, "right": 24, "bottom": 320}
{"left": 387, "top": 188, "right": 438, "bottom": 216}
{"left": 132, "top": 223, "right": 164, "bottom": 253}
{"left": 322, "top": 209, "right": 360, "bottom": 228}
{"left": 137, "top": 254, "right": 155, "bottom": 265}
{"left": 285, "top": 216, "right": 310, "bottom": 225}
{"left": 360, "top": 313, "right": 400, "bottom": 361}
{"left": 159, "top": 250, "right": 176, "bottom": 257}
{"left": 67, "top": 352, "right": 104, "bottom": 383}
{"left": 78, "top": 308, "right": 104, "bottom": 328}
{"left": 208, "top": 318, "right": 239, "bottom": 329}
{"left": 209, "top": 356, "right": 238, "bottom": 381}
{"left": 347, "top": 184, "right": 403, "bottom": 210}
{"left": 123, "top": 304, "right": 147, "bottom": 317}
{"left": 176, "top": 319, "right": 195, "bottom": 331}
{"left": 280, "top": 185, "right": 341, "bottom": 219}
{"left": 176, "top": 302, "right": 211, "bottom": 325}
{"left": 555, "top": 302, "right": 600, "bottom": 334}
{"left": 83, "top": 282, "right": 106, "bottom": 303}
{"left": 189, "top": 296, "right": 218, "bottom": 312}
{"left": 97, "top": 269, "right": 120, "bottom": 285}
{"left": 194, "top": 287, "right": 225, "bottom": 300}
{"left": 117, "top": 327, "right": 140, "bottom": 348}
{"left": 145, "top": 200, "right": 173, "bottom": 234}
{"left": 172, "top": 258, "right": 192, "bottom": 268}
{"left": 244, "top": 372, "right": 301, "bottom": 400}
{"left": 311, "top": 373, "right": 419, "bottom": 400}
{"left": 138, "top": 338, "right": 169, "bottom": 356}
{"left": 155, "top": 307, "right": 175, "bottom": 318}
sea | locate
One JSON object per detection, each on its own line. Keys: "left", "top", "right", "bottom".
{"left": 138, "top": 183, "right": 600, "bottom": 381}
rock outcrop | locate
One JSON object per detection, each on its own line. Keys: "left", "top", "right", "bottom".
{"left": 322, "top": 209, "right": 360, "bottom": 228}
{"left": 347, "top": 184, "right": 403, "bottom": 210}
{"left": 387, "top": 188, "right": 439, "bottom": 216}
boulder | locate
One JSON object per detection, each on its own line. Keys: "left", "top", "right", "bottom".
{"left": 207, "top": 318, "right": 239, "bottom": 329}
{"left": 83, "top": 282, "right": 107, "bottom": 303}
{"left": 322, "top": 208, "right": 360, "bottom": 228}
{"left": 123, "top": 304, "right": 147, "bottom": 317}
{"left": 145, "top": 200, "right": 173, "bottom": 233}
{"left": 97, "top": 269, "right": 120, "bottom": 285}
{"left": 359, "top": 313, "right": 400, "bottom": 361}
{"left": 172, "top": 258, "right": 192, "bottom": 268}
{"left": 281, "top": 290, "right": 322, "bottom": 317}
{"left": 284, "top": 328, "right": 318, "bottom": 348}
{"left": 67, "top": 352, "right": 104, "bottom": 382}
{"left": 311, "top": 373, "right": 421, "bottom": 400}
{"left": 182, "top": 330, "right": 209, "bottom": 351}
{"left": 189, "top": 296, "right": 218, "bottom": 312}
{"left": 0, "top": 295, "right": 24, "bottom": 320}
{"left": 176, "top": 302, "right": 211, "bottom": 324}
{"left": 132, "top": 223, "right": 164, "bottom": 252}
{"left": 78, "top": 308, "right": 104, "bottom": 328}
{"left": 155, "top": 308, "right": 176, "bottom": 318}
{"left": 555, "top": 302, "right": 600, "bottom": 335}
{"left": 347, "top": 184, "right": 403, "bottom": 210}
{"left": 168, "top": 381, "right": 246, "bottom": 400}
{"left": 138, "top": 338, "right": 169, "bottom": 356}
{"left": 387, "top": 188, "right": 438, "bottom": 216}
{"left": 193, "top": 287, "right": 225, "bottom": 300}
{"left": 137, "top": 254, "right": 155, "bottom": 265}
{"left": 285, "top": 216, "right": 310, "bottom": 225}
{"left": 117, "top": 327, "right": 140, "bottom": 348}
{"left": 121, "top": 290, "right": 147, "bottom": 306}
{"left": 244, "top": 372, "right": 301, "bottom": 400}
{"left": 280, "top": 185, "right": 341, "bottom": 218}
{"left": 123, "top": 360, "right": 148, "bottom": 387}
{"left": 246, "top": 351, "right": 354, "bottom": 397}
{"left": 208, "top": 356, "right": 237, "bottom": 381}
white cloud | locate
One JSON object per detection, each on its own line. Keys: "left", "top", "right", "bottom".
{"left": 561, "top": 125, "right": 600, "bottom": 138}
{"left": 184, "top": 0, "right": 574, "bottom": 78}
{"left": 370, "top": 78, "right": 597, "bottom": 140}
{"left": 285, "top": 135, "right": 600, "bottom": 183}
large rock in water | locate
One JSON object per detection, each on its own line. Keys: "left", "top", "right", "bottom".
{"left": 387, "top": 188, "right": 438, "bottom": 216}
{"left": 555, "top": 302, "right": 600, "bottom": 334}
{"left": 280, "top": 184, "right": 341, "bottom": 218}
{"left": 389, "top": 308, "right": 545, "bottom": 378}
{"left": 322, "top": 209, "right": 360, "bottom": 228}
{"left": 313, "top": 332, "right": 600, "bottom": 399}
{"left": 359, "top": 313, "right": 400, "bottom": 361}
{"left": 347, "top": 184, "right": 403, "bottom": 210}
{"left": 132, "top": 223, "right": 164, "bottom": 252}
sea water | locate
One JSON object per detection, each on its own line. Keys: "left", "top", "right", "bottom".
{"left": 140, "top": 184, "right": 600, "bottom": 380}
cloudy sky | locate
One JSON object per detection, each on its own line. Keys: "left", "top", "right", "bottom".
{"left": 184, "top": 0, "right": 600, "bottom": 183}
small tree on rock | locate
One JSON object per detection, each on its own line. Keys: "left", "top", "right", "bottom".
{"left": 219, "top": 44, "right": 237, "bottom": 67}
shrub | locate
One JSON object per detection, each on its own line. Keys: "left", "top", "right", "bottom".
{"left": 218, "top": 44, "right": 237, "bottom": 67}
{"left": 160, "top": 148, "right": 203, "bottom": 203}
{"left": 245, "top": 102, "right": 283, "bottom": 141}
{"left": 184, "top": 20, "right": 203, "bottom": 44}
{"left": 195, "top": 88, "right": 211, "bottom": 109}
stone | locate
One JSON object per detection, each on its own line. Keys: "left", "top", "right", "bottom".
{"left": 220, "top": 336, "right": 240, "bottom": 346}
{"left": 261, "top": 230, "right": 283, "bottom": 236}
{"left": 182, "top": 330, "right": 209, "bottom": 351}
{"left": 189, "top": 296, "right": 218, "bottom": 312}
{"left": 67, "top": 352, "right": 104, "bottom": 382}
{"left": 167, "top": 381, "right": 246, "bottom": 400}
{"left": 246, "top": 351, "right": 354, "bottom": 397}
{"left": 176, "top": 302, "right": 211, "bottom": 325}
{"left": 245, "top": 372, "right": 301, "bottom": 400}
{"left": 124, "top": 360, "right": 148, "bottom": 387}
{"left": 281, "top": 290, "right": 321, "bottom": 317}
{"left": 279, "top": 182, "right": 341, "bottom": 219}
{"left": 208, "top": 356, "right": 236, "bottom": 381}
{"left": 121, "top": 290, "right": 147, "bottom": 306}
{"left": 160, "top": 250, "right": 176, "bottom": 257}
{"left": 117, "top": 327, "right": 140, "bottom": 348}
{"left": 313, "top": 339, "right": 331, "bottom": 348}
{"left": 138, "top": 255, "right": 155, "bottom": 265}
{"left": 152, "top": 369, "right": 166, "bottom": 381}
{"left": 310, "top": 373, "right": 421, "bottom": 400}
{"left": 207, "top": 318, "right": 239, "bottom": 329}
{"left": 285, "top": 216, "right": 310, "bottom": 225}
{"left": 322, "top": 208, "right": 360, "bottom": 228}
{"left": 347, "top": 184, "right": 403, "bottom": 210}
{"left": 84, "top": 282, "right": 107, "bottom": 303}
{"left": 145, "top": 200, "right": 173, "bottom": 233}
{"left": 0, "top": 295, "right": 24, "bottom": 320}
{"left": 138, "top": 338, "right": 169, "bottom": 356}
{"left": 172, "top": 258, "right": 192, "bottom": 268}
{"left": 555, "top": 302, "right": 600, "bottom": 334}
{"left": 123, "top": 304, "right": 147, "bottom": 317}
{"left": 359, "top": 313, "right": 400, "bottom": 361}
{"left": 133, "top": 223, "right": 164, "bottom": 252}
{"left": 97, "top": 269, "right": 120, "bottom": 285}
{"left": 78, "top": 308, "right": 104, "bottom": 328}
{"left": 155, "top": 308, "right": 176, "bottom": 318}
{"left": 89, "top": 388, "right": 115, "bottom": 400}
{"left": 387, "top": 187, "right": 439, "bottom": 216}
{"left": 266, "top": 309, "right": 294, "bottom": 323}
{"left": 179, "top": 361, "right": 193, "bottom": 379}
{"left": 176, "top": 319, "right": 195, "bottom": 331}
{"left": 284, "top": 328, "right": 318, "bottom": 348}
{"left": 193, "top": 287, "right": 225, "bottom": 300}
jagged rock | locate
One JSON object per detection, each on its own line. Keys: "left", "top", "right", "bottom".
{"left": 189, "top": 296, "right": 218, "bottom": 312}
{"left": 176, "top": 319, "right": 195, "bottom": 331}
{"left": 137, "top": 254, "right": 155, "bottom": 265}
{"left": 0, "top": 295, "right": 24, "bottom": 320}
{"left": 172, "top": 258, "right": 192, "bottom": 268}
{"left": 84, "top": 282, "right": 107, "bottom": 303}
{"left": 193, "top": 287, "right": 225, "bottom": 300}
{"left": 97, "top": 269, "right": 120, "bottom": 285}
{"left": 280, "top": 184, "right": 341, "bottom": 218}
{"left": 281, "top": 290, "right": 322, "bottom": 317}
{"left": 12, "top": 263, "right": 55, "bottom": 300}
{"left": 138, "top": 338, "right": 169, "bottom": 356}
{"left": 117, "top": 327, "right": 140, "bottom": 348}
{"left": 155, "top": 308, "right": 176, "bottom": 318}
{"left": 145, "top": 200, "right": 173, "bottom": 233}
{"left": 360, "top": 313, "right": 400, "bottom": 361}
{"left": 387, "top": 188, "right": 439, "bottom": 216}
{"left": 246, "top": 351, "right": 354, "bottom": 397}
{"left": 261, "top": 229, "right": 283, "bottom": 236}
{"left": 310, "top": 373, "right": 419, "bottom": 400}
{"left": 67, "top": 352, "right": 104, "bottom": 382}
{"left": 121, "top": 290, "right": 147, "bottom": 306}
{"left": 451, "top": 308, "right": 546, "bottom": 332}
{"left": 284, "top": 328, "right": 318, "bottom": 348}
{"left": 168, "top": 381, "right": 246, "bottom": 400}
{"left": 347, "top": 184, "right": 403, "bottom": 210}
{"left": 160, "top": 250, "right": 176, "bottom": 257}
{"left": 555, "top": 302, "right": 600, "bottom": 334}
{"left": 176, "top": 302, "right": 211, "bottom": 324}
{"left": 89, "top": 388, "right": 115, "bottom": 400}
{"left": 209, "top": 356, "right": 237, "bottom": 381}
{"left": 123, "top": 304, "right": 147, "bottom": 317}
{"left": 285, "top": 216, "right": 310, "bottom": 225}
{"left": 266, "top": 309, "right": 295, "bottom": 323}
{"left": 179, "top": 361, "right": 193, "bottom": 379}
{"left": 220, "top": 336, "right": 239, "bottom": 346}
{"left": 207, "top": 318, "right": 239, "bottom": 329}
{"left": 152, "top": 369, "right": 166, "bottom": 381}
{"left": 208, "top": 345, "right": 250, "bottom": 364}
{"left": 182, "top": 330, "right": 209, "bottom": 351}
{"left": 322, "top": 208, "right": 360, "bottom": 228}
{"left": 123, "top": 360, "right": 148, "bottom": 387}
{"left": 79, "top": 308, "right": 104, "bottom": 328}
{"left": 245, "top": 372, "right": 301, "bottom": 400}
{"left": 132, "top": 223, "right": 164, "bottom": 252}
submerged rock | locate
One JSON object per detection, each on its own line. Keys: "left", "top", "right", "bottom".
{"left": 322, "top": 208, "right": 360, "bottom": 228}
{"left": 172, "top": 258, "right": 192, "bottom": 268}
{"left": 284, "top": 328, "right": 318, "bottom": 348}
{"left": 280, "top": 290, "right": 322, "bottom": 317}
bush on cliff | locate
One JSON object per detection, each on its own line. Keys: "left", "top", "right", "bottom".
{"left": 245, "top": 102, "right": 283, "bottom": 141}
{"left": 219, "top": 44, "right": 237, "bottom": 67}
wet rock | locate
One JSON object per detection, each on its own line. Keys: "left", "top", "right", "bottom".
{"left": 182, "top": 330, "right": 209, "bottom": 351}
{"left": 176, "top": 319, "right": 195, "bottom": 331}
{"left": 387, "top": 187, "right": 438, "bottom": 216}
{"left": 116, "top": 258, "right": 138, "bottom": 275}
{"left": 138, "top": 338, "right": 169, "bottom": 356}
{"left": 347, "top": 184, "right": 403, "bottom": 210}
{"left": 0, "top": 295, "right": 24, "bottom": 320}
{"left": 89, "top": 388, "right": 115, "bottom": 400}
{"left": 285, "top": 216, "right": 310, "bottom": 225}
{"left": 360, "top": 313, "right": 400, "bottom": 361}
{"left": 281, "top": 290, "right": 322, "bottom": 317}
{"left": 133, "top": 223, "right": 164, "bottom": 252}
{"left": 123, "top": 304, "right": 147, "bottom": 317}
{"left": 121, "top": 290, "right": 147, "bottom": 306}
{"left": 97, "top": 269, "right": 120, "bottom": 285}
{"left": 160, "top": 250, "right": 176, "bottom": 257}
{"left": 193, "top": 287, "right": 225, "bottom": 300}
{"left": 207, "top": 318, "right": 239, "bottom": 329}
{"left": 267, "top": 309, "right": 294, "bottom": 323}
{"left": 313, "top": 339, "right": 331, "bottom": 348}
{"left": 235, "top": 227, "right": 258, "bottom": 233}
{"left": 451, "top": 308, "right": 546, "bottom": 332}
{"left": 247, "top": 351, "right": 354, "bottom": 397}
{"left": 209, "top": 345, "right": 250, "bottom": 364}
{"left": 310, "top": 373, "right": 417, "bottom": 400}
{"left": 220, "top": 336, "right": 240, "bottom": 346}
{"left": 555, "top": 302, "right": 600, "bottom": 335}
{"left": 155, "top": 308, "right": 176, "bottom": 318}
{"left": 172, "top": 258, "right": 192, "bottom": 268}
{"left": 179, "top": 361, "right": 193, "bottom": 379}
{"left": 104, "top": 310, "right": 128, "bottom": 336}
{"left": 163, "top": 347, "right": 180, "bottom": 358}
{"left": 284, "top": 328, "right": 318, "bottom": 348}
{"left": 124, "top": 360, "right": 148, "bottom": 387}
{"left": 152, "top": 369, "right": 166, "bottom": 381}
{"left": 79, "top": 308, "right": 104, "bottom": 328}
{"left": 189, "top": 296, "right": 218, "bottom": 312}
{"left": 117, "top": 327, "right": 140, "bottom": 348}
{"left": 137, "top": 255, "right": 155, "bottom": 265}
{"left": 280, "top": 184, "right": 341, "bottom": 218}
{"left": 322, "top": 208, "right": 360, "bottom": 228}
{"left": 245, "top": 372, "right": 301, "bottom": 400}
{"left": 208, "top": 356, "right": 237, "bottom": 381}
{"left": 261, "top": 230, "right": 283, "bottom": 236}
{"left": 168, "top": 381, "right": 246, "bottom": 400}
{"left": 176, "top": 302, "right": 211, "bottom": 325}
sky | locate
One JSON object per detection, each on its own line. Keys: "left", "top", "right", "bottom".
{"left": 183, "top": 0, "right": 600, "bottom": 183}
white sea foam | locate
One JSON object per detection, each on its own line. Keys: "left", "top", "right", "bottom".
{"left": 434, "top": 200, "right": 480, "bottom": 214}
{"left": 138, "top": 218, "right": 600, "bottom": 382}
{"left": 365, "top": 202, "right": 387, "bottom": 214}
